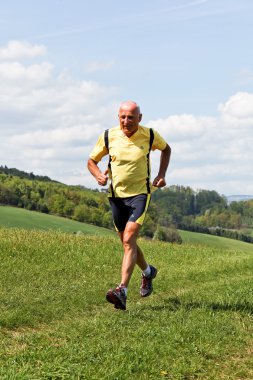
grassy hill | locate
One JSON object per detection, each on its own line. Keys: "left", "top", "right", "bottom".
{"left": 179, "top": 229, "right": 253, "bottom": 253}
{"left": 0, "top": 205, "right": 114, "bottom": 236}
{"left": 0, "top": 227, "right": 253, "bottom": 379}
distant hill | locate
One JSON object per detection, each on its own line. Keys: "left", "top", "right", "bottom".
{"left": 0, "top": 165, "right": 57, "bottom": 182}
{"left": 226, "top": 195, "right": 253, "bottom": 203}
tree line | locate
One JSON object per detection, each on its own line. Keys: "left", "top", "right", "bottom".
{"left": 0, "top": 167, "right": 252, "bottom": 244}
{"left": 152, "top": 186, "right": 253, "bottom": 243}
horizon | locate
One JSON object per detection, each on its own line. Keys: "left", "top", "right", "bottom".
{"left": 0, "top": 0, "right": 253, "bottom": 194}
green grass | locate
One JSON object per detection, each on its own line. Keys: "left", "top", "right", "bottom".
{"left": 0, "top": 205, "right": 114, "bottom": 236}
{"left": 179, "top": 229, "right": 253, "bottom": 253}
{"left": 0, "top": 228, "right": 253, "bottom": 379}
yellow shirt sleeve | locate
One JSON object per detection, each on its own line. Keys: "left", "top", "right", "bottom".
{"left": 152, "top": 129, "right": 167, "bottom": 151}
{"left": 89, "top": 132, "right": 108, "bottom": 162}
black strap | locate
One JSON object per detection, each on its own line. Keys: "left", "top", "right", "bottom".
{"left": 104, "top": 129, "right": 109, "bottom": 152}
{"left": 149, "top": 128, "right": 154, "bottom": 152}
{"left": 104, "top": 129, "right": 114, "bottom": 197}
{"left": 146, "top": 128, "right": 154, "bottom": 194}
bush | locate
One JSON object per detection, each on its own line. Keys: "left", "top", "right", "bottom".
{"left": 153, "top": 226, "right": 182, "bottom": 244}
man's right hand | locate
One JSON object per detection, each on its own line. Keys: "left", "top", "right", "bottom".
{"left": 87, "top": 159, "right": 108, "bottom": 187}
{"left": 97, "top": 169, "right": 108, "bottom": 186}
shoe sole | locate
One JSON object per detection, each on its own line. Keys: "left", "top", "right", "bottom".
{"left": 106, "top": 291, "right": 126, "bottom": 310}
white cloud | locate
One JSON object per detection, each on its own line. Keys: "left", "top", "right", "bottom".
{"left": 148, "top": 114, "right": 215, "bottom": 142}
{"left": 10, "top": 124, "right": 103, "bottom": 148}
{"left": 0, "top": 61, "right": 53, "bottom": 85}
{"left": 0, "top": 40, "right": 47, "bottom": 61}
{"left": 218, "top": 92, "right": 253, "bottom": 127}
{"left": 0, "top": 61, "right": 117, "bottom": 136}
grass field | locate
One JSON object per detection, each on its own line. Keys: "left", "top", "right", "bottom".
{"left": 179, "top": 229, "right": 253, "bottom": 253}
{"left": 0, "top": 226, "right": 253, "bottom": 379}
{"left": 0, "top": 205, "right": 114, "bottom": 236}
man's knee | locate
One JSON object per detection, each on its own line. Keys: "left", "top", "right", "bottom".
{"left": 122, "top": 231, "right": 135, "bottom": 247}
{"left": 122, "top": 223, "right": 140, "bottom": 247}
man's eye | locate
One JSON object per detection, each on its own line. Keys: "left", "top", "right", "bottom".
{"left": 120, "top": 115, "right": 133, "bottom": 120}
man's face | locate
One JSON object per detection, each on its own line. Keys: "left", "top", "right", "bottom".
{"left": 118, "top": 104, "right": 142, "bottom": 137}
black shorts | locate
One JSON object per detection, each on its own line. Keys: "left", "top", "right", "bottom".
{"left": 109, "top": 194, "right": 151, "bottom": 232}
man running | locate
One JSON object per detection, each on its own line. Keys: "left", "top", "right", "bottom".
{"left": 87, "top": 101, "right": 171, "bottom": 310}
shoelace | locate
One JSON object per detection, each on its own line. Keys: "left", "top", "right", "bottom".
{"left": 115, "top": 287, "right": 126, "bottom": 297}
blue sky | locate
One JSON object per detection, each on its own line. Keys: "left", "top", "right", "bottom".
{"left": 0, "top": 0, "right": 253, "bottom": 195}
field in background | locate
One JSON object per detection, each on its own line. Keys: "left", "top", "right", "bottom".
{"left": 1, "top": 206, "right": 253, "bottom": 253}
{"left": 0, "top": 227, "right": 253, "bottom": 379}
{"left": 0, "top": 205, "right": 114, "bottom": 236}
{"left": 179, "top": 229, "right": 253, "bottom": 253}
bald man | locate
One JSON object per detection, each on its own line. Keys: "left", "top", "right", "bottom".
{"left": 87, "top": 101, "right": 171, "bottom": 310}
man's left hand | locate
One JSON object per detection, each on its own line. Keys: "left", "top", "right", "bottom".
{"left": 152, "top": 176, "right": 166, "bottom": 188}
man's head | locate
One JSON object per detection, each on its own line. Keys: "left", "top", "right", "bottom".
{"left": 118, "top": 100, "right": 142, "bottom": 137}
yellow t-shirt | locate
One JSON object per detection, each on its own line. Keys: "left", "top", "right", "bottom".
{"left": 89, "top": 125, "right": 167, "bottom": 198}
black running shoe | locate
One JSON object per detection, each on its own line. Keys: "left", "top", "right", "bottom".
{"left": 106, "top": 286, "right": 127, "bottom": 310}
{"left": 140, "top": 265, "right": 157, "bottom": 297}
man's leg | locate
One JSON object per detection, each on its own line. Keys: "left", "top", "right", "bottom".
{"left": 120, "top": 221, "right": 141, "bottom": 287}
{"left": 106, "top": 194, "right": 155, "bottom": 309}
{"left": 136, "top": 245, "right": 148, "bottom": 271}
{"left": 106, "top": 222, "right": 140, "bottom": 310}
{"left": 119, "top": 223, "right": 157, "bottom": 297}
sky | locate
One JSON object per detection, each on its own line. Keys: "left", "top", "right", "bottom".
{"left": 0, "top": 0, "right": 253, "bottom": 196}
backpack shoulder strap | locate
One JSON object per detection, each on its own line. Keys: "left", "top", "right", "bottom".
{"left": 149, "top": 128, "right": 154, "bottom": 151}
{"left": 104, "top": 129, "right": 109, "bottom": 152}
{"left": 145, "top": 128, "right": 154, "bottom": 194}
{"left": 104, "top": 129, "right": 114, "bottom": 196}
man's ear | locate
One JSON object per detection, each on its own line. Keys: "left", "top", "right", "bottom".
{"left": 139, "top": 113, "right": 142, "bottom": 122}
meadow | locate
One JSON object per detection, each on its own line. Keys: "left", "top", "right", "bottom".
{"left": 0, "top": 206, "right": 114, "bottom": 236}
{"left": 0, "top": 220, "right": 253, "bottom": 379}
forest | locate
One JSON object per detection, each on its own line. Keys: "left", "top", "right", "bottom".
{"left": 0, "top": 165, "right": 252, "bottom": 243}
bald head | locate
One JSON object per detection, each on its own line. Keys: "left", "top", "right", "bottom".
{"left": 119, "top": 100, "right": 141, "bottom": 115}
{"left": 118, "top": 100, "right": 142, "bottom": 137}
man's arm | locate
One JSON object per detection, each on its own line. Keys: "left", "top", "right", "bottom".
{"left": 87, "top": 158, "right": 108, "bottom": 186}
{"left": 152, "top": 144, "right": 171, "bottom": 188}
